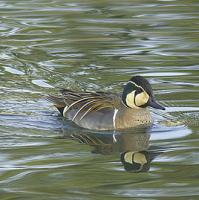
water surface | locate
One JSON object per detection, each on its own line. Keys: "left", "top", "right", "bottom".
{"left": 0, "top": 0, "right": 199, "bottom": 199}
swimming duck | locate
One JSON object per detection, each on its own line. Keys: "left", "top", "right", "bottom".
{"left": 47, "top": 75, "right": 165, "bottom": 130}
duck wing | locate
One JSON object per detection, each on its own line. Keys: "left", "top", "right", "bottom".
{"left": 47, "top": 89, "right": 120, "bottom": 122}
{"left": 60, "top": 89, "right": 120, "bottom": 121}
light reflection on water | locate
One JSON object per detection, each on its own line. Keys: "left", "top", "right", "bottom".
{"left": 0, "top": 0, "right": 199, "bottom": 199}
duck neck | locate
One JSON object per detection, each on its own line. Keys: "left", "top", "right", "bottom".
{"left": 115, "top": 102, "right": 152, "bottom": 129}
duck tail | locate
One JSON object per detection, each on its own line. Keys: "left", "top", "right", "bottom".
{"left": 46, "top": 95, "right": 66, "bottom": 115}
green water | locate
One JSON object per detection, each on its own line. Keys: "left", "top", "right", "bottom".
{"left": 0, "top": 0, "right": 199, "bottom": 199}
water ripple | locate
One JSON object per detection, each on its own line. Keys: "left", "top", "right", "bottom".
{"left": 0, "top": 0, "right": 198, "bottom": 199}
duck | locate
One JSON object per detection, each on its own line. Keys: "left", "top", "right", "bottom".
{"left": 47, "top": 75, "right": 165, "bottom": 130}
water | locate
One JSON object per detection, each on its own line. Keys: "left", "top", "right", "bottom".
{"left": 0, "top": 0, "right": 199, "bottom": 199}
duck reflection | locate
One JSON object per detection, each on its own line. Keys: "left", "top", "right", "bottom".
{"left": 62, "top": 126, "right": 162, "bottom": 172}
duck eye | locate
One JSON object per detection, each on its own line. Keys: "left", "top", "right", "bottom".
{"left": 135, "top": 88, "right": 143, "bottom": 95}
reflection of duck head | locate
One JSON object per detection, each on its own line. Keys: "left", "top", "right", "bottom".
{"left": 120, "top": 151, "right": 152, "bottom": 172}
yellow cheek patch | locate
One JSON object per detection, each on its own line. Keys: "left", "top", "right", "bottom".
{"left": 135, "top": 91, "right": 149, "bottom": 107}
{"left": 126, "top": 91, "right": 136, "bottom": 108}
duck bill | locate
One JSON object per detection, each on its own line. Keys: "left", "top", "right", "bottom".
{"left": 147, "top": 98, "right": 165, "bottom": 110}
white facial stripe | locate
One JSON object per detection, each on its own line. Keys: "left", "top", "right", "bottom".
{"left": 127, "top": 81, "right": 147, "bottom": 94}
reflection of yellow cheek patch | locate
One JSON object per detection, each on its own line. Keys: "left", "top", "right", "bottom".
{"left": 126, "top": 91, "right": 136, "bottom": 108}
{"left": 124, "top": 152, "right": 134, "bottom": 164}
{"left": 135, "top": 92, "right": 149, "bottom": 106}
{"left": 133, "top": 152, "right": 147, "bottom": 165}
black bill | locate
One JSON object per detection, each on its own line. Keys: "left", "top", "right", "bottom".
{"left": 147, "top": 98, "right": 165, "bottom": 110}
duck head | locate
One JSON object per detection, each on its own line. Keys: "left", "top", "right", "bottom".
{"left": 122, "top": 76, "right": 165, "bottom": 110}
